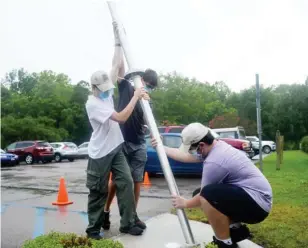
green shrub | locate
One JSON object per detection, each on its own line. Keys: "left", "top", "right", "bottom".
{"left": 284, "top": 141, "right": 299, "bottom": 150}
{"left": 21, "top": 231, "right": 124, "bottom": 248}
{"left": 300, "top": 136, "right": 308, "bottom": 153}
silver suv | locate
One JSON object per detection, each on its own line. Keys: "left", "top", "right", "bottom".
{"left": 77, "top": 142, "right": 89, "bottom": 159}
{"left": 50, "top": 142, "right": 79, "bottom": 162}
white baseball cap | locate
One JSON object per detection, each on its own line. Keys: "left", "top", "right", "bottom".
{"left": 179, "top": 123, "right": 213, "bottom": 153}
{"left": 90, "top": 70, "right": 115, "bottom": 92}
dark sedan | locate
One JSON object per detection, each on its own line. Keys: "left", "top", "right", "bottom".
{"left": 1, "top": 149, "right": 19, "bottom": 166}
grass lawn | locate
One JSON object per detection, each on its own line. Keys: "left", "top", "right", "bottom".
{"left": 175, "top": 151, "right": 308, "bottom": 248}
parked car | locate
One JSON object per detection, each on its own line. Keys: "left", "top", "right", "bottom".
{"left": 77, "top": 142, "right": 89, "bottom": 158}
{"left": 145, "top": 133, "right": 203, "bottom": 176}
{"left": 157, "top": 125, "right": 254, "bottom": 158}
{"left": 50, "top": 142, "right": 79, "bottom": 162}
{"left": 144, "top": 132, "right": 253, "bottom": 176}
{"left": 246, "top": 136, "right": 276, "bottom": 154}
{"left": 211, "top": 126, "right": 255, "bottom": 158}
{"left": 211, "top": 126, "right": 247, "bottom": 140}
{"left": 1, "top": 148, "right": 19, "bottom": 166}
{"left": 5, "top": 141, "right": 54, "bottom": 164}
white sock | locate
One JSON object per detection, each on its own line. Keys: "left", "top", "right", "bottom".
{"left": 229, "top": 222, "right": 241, "bottom": 228}
{"left": 216, "top": 236, "right": 233, "bottom": 245}
{"left": 104, "top": 210, "right": 110, "bottom": 213}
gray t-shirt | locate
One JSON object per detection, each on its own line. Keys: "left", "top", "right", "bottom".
{"left": 201, "top": 140, "right": 273, "bottom": 213}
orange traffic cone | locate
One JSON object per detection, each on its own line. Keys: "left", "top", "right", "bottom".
{"left": 143, "top": 172, "right": 151, "bottom": 186}
{"left": 52, "top": 177, "right": 73, "bottom": 205}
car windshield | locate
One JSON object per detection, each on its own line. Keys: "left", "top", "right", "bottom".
{"left": 239, "top": 129, "right": 246, "bottom": 139}
{"left": 37, "top": 142, "right": 50, "bottom": 147}
{"left": 65, "top": 142, "right": 77, "bottom": 148}
{"left": 209, "top": 129, "right": 220, "bottom": 139}
{"left": 218, "top": 131, "right": 237, "bottom": 139}
{"left": 163, "top": 136, "right": 182, "bottom": 148}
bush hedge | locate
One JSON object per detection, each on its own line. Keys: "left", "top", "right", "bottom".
{"left": 300, "top": 136, "right": 308, "bottom": 153}
{"left": 21, "top": 232, "right": 124, "bottom": 248}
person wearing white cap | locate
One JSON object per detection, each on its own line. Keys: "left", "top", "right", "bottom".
{"left": 151, "top": 123, "right": 273, "bottom": 248}
{"left": 84, "top": 22, "right": 148, "bottom": 239}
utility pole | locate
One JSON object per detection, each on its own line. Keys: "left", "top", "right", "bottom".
{"left": 256, "top": 74, "right": 263, "bottom": 172}
{"left": 107, "top": 2, "right": 196, "bottom": 246}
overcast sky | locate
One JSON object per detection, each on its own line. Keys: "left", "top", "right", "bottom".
{"left": 1, "top": 0, "right": 307, "bottom": 92}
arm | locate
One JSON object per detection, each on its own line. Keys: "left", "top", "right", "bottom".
{"left": 110, "top": 95, "right": 139, "bottom": 123}
{"left": 109, "top": 22, "right": 125, "bottom": 84}
{"left": 171, "top": 193, "right": 201, "bottom": 209}
{"left": 164, "top": 147, "right": 201, "bottom": 163}
{"left": 185, "top": 194, "right": 202, "bottom": 208}
{"left": 90, "top": 89, "right": 144, "bottom": 125}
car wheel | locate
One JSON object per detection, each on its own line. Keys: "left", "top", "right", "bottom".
{"left": 263, "top": 146, "right": 271, "bottom": 154}
{"left": 68, "top": 158, "right": 74, "bottom": 162}
{"left": 55, "top": 153, "right": 62, "bottom": 162}
{"left": 25, "top": 154, "right": 34, "bottom": 165}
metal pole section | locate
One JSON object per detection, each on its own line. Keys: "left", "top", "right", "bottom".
{"left": 107, "top": 2, "right": 196, "bottom": 245}
{"left": 256, "top": 74, "right": 263, "bottom": 172}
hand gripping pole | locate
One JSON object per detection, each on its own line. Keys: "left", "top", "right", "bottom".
{"left": 107, "top": 1, "right": 196, "bottom": 246}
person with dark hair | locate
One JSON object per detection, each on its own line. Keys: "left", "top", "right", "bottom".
{"left": 101, "top": 22, "right": 159, "bottom": 231}
{"left": 84, "top": 22, "right": 150, "bottom": 239}
{"left": 150, "top": 122, "right": 273, "bottom": 248}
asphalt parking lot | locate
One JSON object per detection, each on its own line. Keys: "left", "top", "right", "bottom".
{"left": 1, "top": 159, "right": 201, "bottom": 248}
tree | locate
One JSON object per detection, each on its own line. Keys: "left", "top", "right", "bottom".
{"left": 1, "top": 68, "right": 307, "bottom": 149}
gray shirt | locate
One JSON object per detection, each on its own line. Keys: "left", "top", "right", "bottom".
{"left": 201, "top": 140, "right": 273, "bottom": 213}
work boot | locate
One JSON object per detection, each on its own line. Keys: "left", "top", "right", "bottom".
{"left": 119, "top": 225, "right": 143, "bottom": 236}
{"left": 207, "top": 236, "right": 238, "bottom": 248}
{"left": 87, "top": 233, "right": 103, "bottom": 240}
{"left": 230, "top": 224, "right": 252, "bottom": 243}
{"left": 102, "top": 211, "right": 110, "bottom": 230}
{"left": 135, "top": 215, "right": 146, "bottom": 230}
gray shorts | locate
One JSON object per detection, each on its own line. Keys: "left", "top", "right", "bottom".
{"left": 123, "top": 141, "right": 147, "bottom": 183}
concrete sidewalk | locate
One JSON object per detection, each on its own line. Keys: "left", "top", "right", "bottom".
{"left": 115, "top": 213, "right": 262, "bottom": 248}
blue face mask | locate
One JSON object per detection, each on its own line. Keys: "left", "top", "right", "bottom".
{"left": 99, "top": 88, "right": 114, "bottom": 100}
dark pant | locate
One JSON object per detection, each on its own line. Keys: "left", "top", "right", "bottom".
{"left": 123, "top": 142, "right": 147, "bottom": 183}
{"left": 200, "top": 184, "right": 269, "bottom": 224}
{"left": 85, "top": 144, "right": 135, "bottom": 235}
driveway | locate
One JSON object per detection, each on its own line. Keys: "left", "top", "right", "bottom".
{"left": 1, "top": 159, "right": 201, "bottom": 248}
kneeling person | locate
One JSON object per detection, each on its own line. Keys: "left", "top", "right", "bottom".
{"left": 151, "top": 123, "right": 273, "bottom": 248}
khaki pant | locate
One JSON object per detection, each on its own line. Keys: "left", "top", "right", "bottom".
{"left": 85, "top": 144, "right": 135, "bottom": 235}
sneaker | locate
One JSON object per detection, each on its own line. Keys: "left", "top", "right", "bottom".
{"left": 230, "top": 224, "right": 252, "bottom": 243}
{"left": 119, "top": 225, "right": 143, "bottom": 236}
{"left": 135, "top": 215, "right": 147, "bottom": 230}
{"left": 102, "top": 211, "right": 110, "bottom": 230}
{"left": 87, "top": 233, "right": 103, "bottom": 240}
{"left": 207, "top": 236, "right": 238, "bottom": 248}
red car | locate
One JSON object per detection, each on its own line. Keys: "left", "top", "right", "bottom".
{"left": 5, "top": 140, "right": 55, "bottom": 165}
{"left": 156, "top": 125, "right": 254, "bottom": 158}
